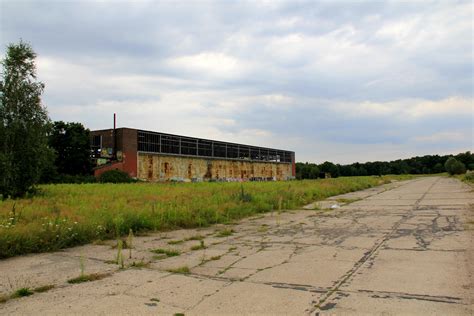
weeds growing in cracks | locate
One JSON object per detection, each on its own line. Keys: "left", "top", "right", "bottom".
{"left": 0, "top": 175, "right": 414, "bottom": 258}
{"left": 127, "top": 229, "right": 134, "bottom": 259}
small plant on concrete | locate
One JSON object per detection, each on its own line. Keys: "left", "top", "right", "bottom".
{"left": 12, "top": 287, "right": 33, "bottom": 298}
{"left": 67, "top": 272, "right": 111, "bottom": 284}
{"left": 127, "top": 229, "right": 134, "bottom": 259}
{"left": 33, "top": 285, "right": 54, "bottom": 293}
{"left": 168, "top": 239, "right": 184, "bottom": 245}
{"left": 185, "top": 234, "right": 205, "bottom": 241}
{"left": 275, "top": 196, "right": 283, "bottom": 226}
{"left": 167, "top": 266, "right": 190, "bottom": 274}
{"left": 116, "top": 240, "right": 124, "bottom": 268}
{"left": 0, "top": 294, "right": 8, "bottom": 303}
{"left": 191, "top": 240, "right": 206, "bottom": 251}
{"left": 151, "top": 248, "right": 180, "bottom": 257}
{"left": 130, "top": 260, "right": 149, "bottom": 269}
{"left": 79, "top": 254, "right": 86, "bottom": 278}
{"left": 216, "top": 229, "right": 234, "bottom": 237}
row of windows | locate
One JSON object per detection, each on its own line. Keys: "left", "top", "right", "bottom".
{"left": 137, "top": 131, "right": 293, "bottom": 163}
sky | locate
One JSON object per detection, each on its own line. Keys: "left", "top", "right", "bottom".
{"left": 1, "top": 0, "right": 472, "bottom": 164}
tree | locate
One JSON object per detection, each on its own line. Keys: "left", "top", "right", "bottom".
{"left": 48, "top": 121, "right": 92, "bottom": 176}
{"left": 0, "top": 41, "right": 51, "bottom": 198}
{"left": 444, "top": 157, "right": 466, "bottom": 175}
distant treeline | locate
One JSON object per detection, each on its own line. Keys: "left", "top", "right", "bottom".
{"left": 296, "top": 152, "right": 474, "bottom": 179}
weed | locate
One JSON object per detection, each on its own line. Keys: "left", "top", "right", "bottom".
{"left": 33, "top": 284, "right": 55, "bottom": 293}
{"left": 174, "top": 313, "right": 185, "bottom": 316}
{"left": 185, "top": 234, "right": 205, "bottom": 241}
{"left": 335, "top": 198, "right": 362, "bottom": 204}
{"left": 0, "top": 295, "right": 8, "bottom": 303}
{"left": 215, "top": 229, "right": 234, "bottom": 237}
{"left": 131, "top": 260, "right": 149, "bottom": 268}
{"left": 166, "top": 266, "right": 190, "bottom": 274}
{"left": 79, "top": 254, "right": 85, "bottom": 277}
{"left": 190, "top": 240, "right": 206, "bottom": 251}
{"left": 67, "top": 272, "right": 111, "bottom": 284}
{"left": 210, "top": 255, "right": 221, "bottom": 261}
{"left": 11, "top": 287, "right": 33, "bottom": 298}
{"left": 127, "top": 229, "right": 134, "bottom": 259}
{"left": 150, "top": 298, "right": 160, "bottom": 302}
{"left": 257, "top": 225, "right": 269, "bottom": 233}
{"left": 151, "top": 248, "right": 180, "bottom": 257}
{"left": 238, "top": 185, "right": 252, "bottom": 202}
{"left": 228, "top": 246, "right": 237, "bottom": 251}
{"left": 116, "top": 240, "right": 124, "bottom": 268}
{"left": 168, "top": 239, "right": 184, "bottom": 245}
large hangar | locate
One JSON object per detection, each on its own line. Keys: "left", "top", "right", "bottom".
{"left": 90, "top": 127, "right": 295, "bottom": 181}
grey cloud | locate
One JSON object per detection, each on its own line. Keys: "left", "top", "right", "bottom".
{"left": 1, "top": 0, "right": 472, "bottom": 163}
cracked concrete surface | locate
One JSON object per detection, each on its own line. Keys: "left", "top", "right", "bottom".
{"left": 0, "top": 176, "right": 473, "bottom": 315}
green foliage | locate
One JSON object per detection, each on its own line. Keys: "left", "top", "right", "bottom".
{"left": 67, "top": 272, "right": 110, "bottom": 284}
{"left": 151, "top": 248, "right": 180, "bottom": 257}
{"left": 0, "top": 40, "right": 52, "bottom": 198}
{"left": 99, "top": 170, "right": 133, "bottom": 183}
{"left": 444, "top": 157, "right": 466, "bottom": 175}
{"left": 296, "top": 151, "right": 474, "bottom": 179}
{"left": 238, "top": 185, "right": 252, "bottom": 202}
{"left": 190, "top": 240, "right": 206, "bottom": 250}
{"left": 167, "top": 266, "right": 190, "bottom": 274}
{"left": 215, "top": 228, "right": 234, "bottom": 237}
{"left": 12, "top": 288, "right": 33, "bottom": 298}
{"left": 0, "top": 175, "right": 412, "bottom": 258}
{"left": 45, "top": 121, "right": 92, "bottom": 179}
{"left": 463, "top": 171, "right": 474, "bottom": 183}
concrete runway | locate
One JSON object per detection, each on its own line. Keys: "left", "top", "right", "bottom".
{"left": 1, "top": 176, "right": 473, "bottom": 315}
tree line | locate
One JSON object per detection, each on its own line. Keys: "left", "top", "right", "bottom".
{"left": 296, "top": 152, "right": 473, "bottom": 179}
{"left": 1, "top": 40, "right": 471, "bottom": 198}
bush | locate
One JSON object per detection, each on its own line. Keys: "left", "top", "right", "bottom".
{"left": 99, "top": 170, "right": 133, "bottom": 183}
{"left": 464, "top": 171, "right": 474, "bottom": 182}
{"left": 444, "top": 157, "right": 466, "bottom": 175}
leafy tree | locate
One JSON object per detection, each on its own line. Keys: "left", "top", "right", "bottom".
{"left": 444, "top": 157, "right": 466, "bottom": 175}
{"left": 320, "top": 161, "right": 340, "bottom": 178}
{"left": 433, "top": 163, "right": 445, "bottom": 173}
{"left": 48, "top": 121, "right": 92, "bottom": 176}
{"left": 0, "top": 41, "right": 52, "bottom": 198}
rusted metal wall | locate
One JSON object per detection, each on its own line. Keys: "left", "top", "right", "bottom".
{"left": 138, "top": 153, "right": 293, "bottom": 181}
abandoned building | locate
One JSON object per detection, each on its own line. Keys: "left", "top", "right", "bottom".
{"left": 90, "top": 127, "right": 296, "bottom": 182}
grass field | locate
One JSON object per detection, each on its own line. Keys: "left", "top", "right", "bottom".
{"left": 0, "top": 175, "right": 414, "bottom": 258}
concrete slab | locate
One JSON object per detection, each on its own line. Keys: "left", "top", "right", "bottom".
{"left": 0, "top": 176, "right": 472, "bottom": 315}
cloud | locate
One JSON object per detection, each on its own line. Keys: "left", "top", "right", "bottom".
{"left": 1, "top": 0, "right": 472, "bottom": 164}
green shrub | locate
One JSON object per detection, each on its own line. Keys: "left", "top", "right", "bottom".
{"left": 444, "top": 157, "right": 466, "bottom": 175}
{"left": 99, "top": 170, "right": 133, "bottom": 183}
{"left": 464, "top": 171, "right": 474, "bottom": 182}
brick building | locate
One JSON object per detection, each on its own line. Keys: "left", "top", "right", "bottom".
{"left": 90, "top": 127, "right": 295, "bottom": 182}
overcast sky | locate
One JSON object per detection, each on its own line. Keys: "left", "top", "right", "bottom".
{"left": 1, "top": 0, "right": 472, "bottom": 163}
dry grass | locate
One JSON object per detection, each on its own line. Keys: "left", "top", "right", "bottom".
{"left": 0, "top": 175, "right": 415, "bottom": 258}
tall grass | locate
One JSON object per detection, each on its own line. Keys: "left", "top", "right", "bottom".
{"left": 0, "top": 175, "right": 412, "bottom": 258}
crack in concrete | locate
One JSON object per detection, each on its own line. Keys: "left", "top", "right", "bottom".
{"left": 310, "top": 178, "right": 441, "bottom": 314}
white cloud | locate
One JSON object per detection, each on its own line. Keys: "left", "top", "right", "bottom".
{"left": 166, "top": 52, "right": 252, "bottom": 79}
{"left": 3, "top": 0, "right": 472, "bottom": 163}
